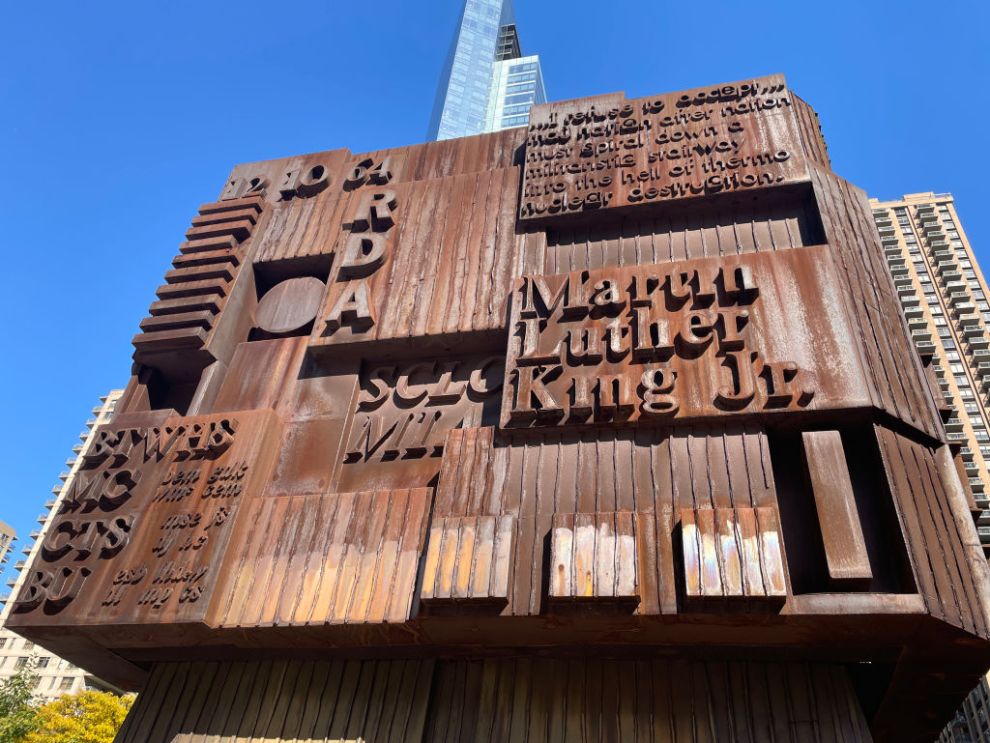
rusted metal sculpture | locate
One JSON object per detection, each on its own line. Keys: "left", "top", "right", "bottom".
{"left": 9, "top": 75, "right": 990, "bottom": 741}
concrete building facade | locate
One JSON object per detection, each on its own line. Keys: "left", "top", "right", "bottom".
{"left": 0, "top": 390, "right": 123, "bottom": 702}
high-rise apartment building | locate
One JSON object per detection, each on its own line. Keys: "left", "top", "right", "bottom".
{"left": 0, "top": 522, "right": 14, "bottom": 570}
{"left": 870, "top": 193, "right": 990, "bottom": 553}
{"left": 428, "top": 0, "right": 546, "bottom": 140}
{"left": 0, "top": 390, "right": 123, "bottom": 701}
{"left": 941, "top": 673, "right": 990, "bottom": 742}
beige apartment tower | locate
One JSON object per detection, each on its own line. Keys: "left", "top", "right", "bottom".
{"left": 871, "top": 193, "right": 990, "bottom": 550}
{"left": 0, "top": 391, "right": 124, "bottom": 702}
{"left": 0, "top": 522, "right": 14, "bottom": 568}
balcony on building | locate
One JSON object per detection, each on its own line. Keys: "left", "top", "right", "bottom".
{"left": 945, "top": 416, "right": 965, "bottom": 434}
{"left": 939, "top": 267, "right": 963, "bottom": 284}
{"left": 899, "top": 293, "right": 922, "bottom": 308}
{"left": 962, "top": 322, "right": 984, "bottom": 340}
{"left": 968, "top": 335, "right": 990, "bottom": 352}
{"left": 949, "top": 292, "right": 971, "bottom": 308}
{"left": 903, "top": 306, "right": 925, "bottom": 320}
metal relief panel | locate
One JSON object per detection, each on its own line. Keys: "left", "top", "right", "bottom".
{"left": 680, "top": 507, "right": 787, "bottom": 601}
{"left": 549, "top": 512, "right": 639, "bottom": 602}
{"left": 501, "top": 247, "right": 869, "bottom": 429}
{"left": 432, "top": 424, "right": 780, "bottom": 617}
{"left": 309, "top": 164, "right": 523, "bottom": 352}
{"left": 215, "top": 489, "right": 431, "bottom": 628}
{"left": 520, "top": 75, "right": 810, "bottom": 223}
{"left": 6, "top": 410, "right": 283, "bottom": 629}
{"left": 133, "top": 197, "right": 266, "bottom": 376}
{"left": 11, "top": 74, "right": 990, "bottom": 736}
{"left": 333, "top": 354, "right": 503, "bottom": 493}
{"left": 420, "top": 515, "right": 514, "bottom": 605}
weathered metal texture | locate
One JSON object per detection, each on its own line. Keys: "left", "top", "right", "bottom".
{"left": 254, "top": 276, "right": 327, "bottom": 337}
{"left": 9, "top": 75, "right": 990, "bottom": 740}
{"left": 133, "top": 196, "right": 265, "bottom": 379}
{"left": 519, "top": 76, "right": 814, "bottom": 222}
{"left": 875, "top": 424, "right": 990, "bottom": 636}
{"left": 681, "top": 507, "right": 788, "bottom": 602}
{"left": 801, "top": 430, "right": 873, "bottom": 587}
{"left": 549, "top": 512, "right": 640, "bottom": 601}
{"left": 431, "top": 423, "right": 779, "bottom": 618}
{"left": 420, "top": 514, "right": 514, "bottom": 605}
{"left": 500, "top": 247, "right": 868, "bottom": 429}
{"left": 216, "top": 489, "right": 431, "bottom": 627}
{"left": 116, "top": 659, "right": 872, "bottom": 743}
{"left": 115, "top": 659, "right": 436, "bottom": 743}
{"left": 811, "top": 168, "right": 943, "bottom": 440}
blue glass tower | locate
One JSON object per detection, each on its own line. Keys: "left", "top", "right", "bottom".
{"left": 428, "top": 0, "right": 547, "bottom": 141}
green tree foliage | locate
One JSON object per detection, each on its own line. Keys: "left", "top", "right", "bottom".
{"left": 0, "top": 663, "right": 39, "bottom": 743}
{"left": 24, "top": 691, "right": 133, "bottom": 743}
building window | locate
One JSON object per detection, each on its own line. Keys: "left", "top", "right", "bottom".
{"left": 36, "top": 657, "right": 49, "bottom": 669}
{"left": 15, "top": 658, "right": 29, "bottom": 670}
{"left": 58, "top": 678, "right": 74, "bottom": 692}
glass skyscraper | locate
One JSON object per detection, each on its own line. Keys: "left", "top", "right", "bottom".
{"left": 427, "top": 0, "right": 547, "bottom": 141}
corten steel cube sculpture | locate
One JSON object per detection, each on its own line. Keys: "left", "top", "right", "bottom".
{"left": 10, "top": 75, "right": 990, "bottom": 741}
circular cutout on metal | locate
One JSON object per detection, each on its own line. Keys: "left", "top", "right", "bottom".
{"left": 255, "top": 276, "right": 326, "bottom": 335}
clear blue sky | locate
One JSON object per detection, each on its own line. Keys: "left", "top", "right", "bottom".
{"left": 1, "top": 0, "right": 987, "bottom": 585}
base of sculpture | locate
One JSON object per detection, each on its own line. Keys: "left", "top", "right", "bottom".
{"left": 116, "top": 657, "right": 872, "bottom": 742}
